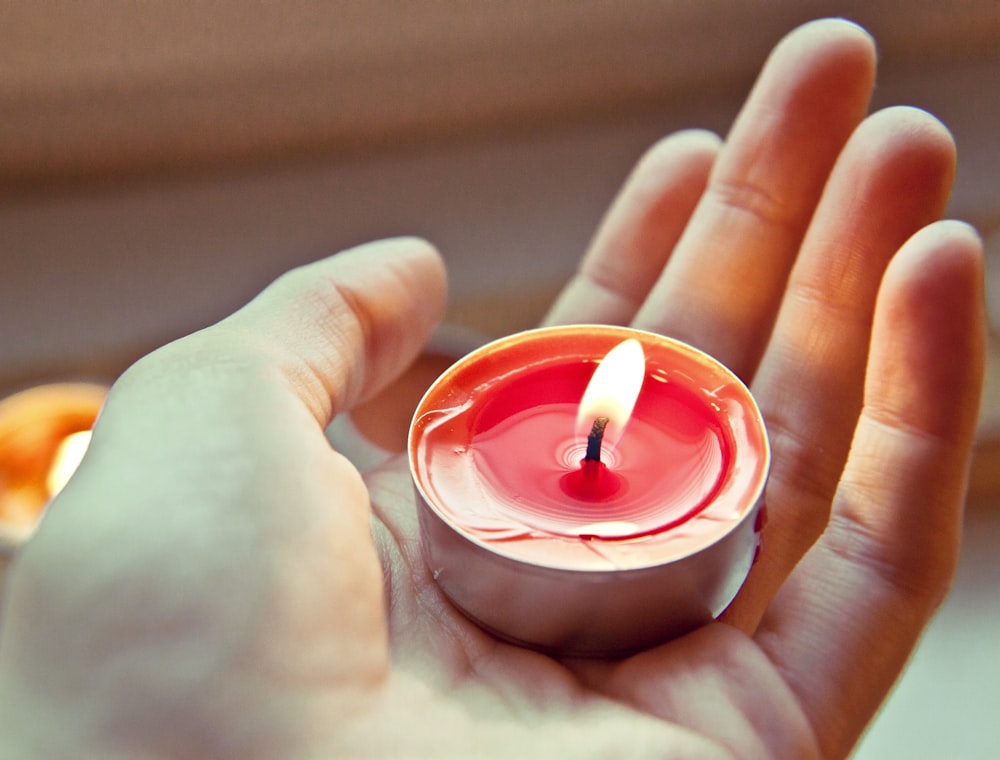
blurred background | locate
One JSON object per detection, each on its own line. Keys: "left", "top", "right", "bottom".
{"left": 1, "top": 2, "right": 999, "bottom": 756}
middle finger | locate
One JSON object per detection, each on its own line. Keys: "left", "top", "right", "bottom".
{"left": 634, "top": 19, "right": 875, "bottom": 379}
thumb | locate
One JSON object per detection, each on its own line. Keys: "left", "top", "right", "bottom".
{"left": 0, "top": 240, "right": 447, "bottom": 757}
{"left": 213, "top": 236, "right": 448, "bottom": 424}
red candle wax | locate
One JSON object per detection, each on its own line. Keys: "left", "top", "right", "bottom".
{"left": 409, "top": 325, "right": 769, "bottom": 654}
{"left": 412, "top": 327, "right": 765, "bottom": 568}
{"left": 441, "top": 358, "right": 732, "bottom": 540}
{"left": 560, "top": 459, "right": 622, "bottom": 503}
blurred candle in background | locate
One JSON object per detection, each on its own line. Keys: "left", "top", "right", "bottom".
{"left": 0, "top": 382, "right": 107, "bottom": 563}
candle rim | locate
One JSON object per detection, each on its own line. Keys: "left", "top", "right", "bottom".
{"left": 409, "top": 324, "right": 770, "bottom": 570}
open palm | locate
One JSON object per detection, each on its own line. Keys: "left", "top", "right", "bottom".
{"left": 0, "top": 19, "right": 984, "bottom": 760}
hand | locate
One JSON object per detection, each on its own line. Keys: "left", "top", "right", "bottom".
{"left": 0, "top": 18, "right": 985, "bottom": 760}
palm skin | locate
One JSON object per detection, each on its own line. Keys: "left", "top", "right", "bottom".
{"left": 0, "top": 19, "right": 985, "bottom": 760}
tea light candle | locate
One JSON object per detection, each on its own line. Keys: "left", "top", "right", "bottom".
{"left": 409, "top": 325, "right": 769, "bottom": 656}
{"left": 0, "top": 382, "right": 106, "bottom": 561}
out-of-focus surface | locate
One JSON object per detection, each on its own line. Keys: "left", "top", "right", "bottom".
{"left": 3, "top": 55, "right": 999, "bottom": 387}
{"left": 3, "top": 1, "right": 998, "bottom": 185}
{"left": 2, "top": 4, "right": 999, "bottom": 757}
{"left": 3, "top": 2, "right": 998, "bottom": 384}
{"left": 853, "top": 501, "right": 1000, "bottom": 759}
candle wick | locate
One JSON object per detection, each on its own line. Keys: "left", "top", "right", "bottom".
{"left": 584, "top": 416, "right": 609, "bottom": 463}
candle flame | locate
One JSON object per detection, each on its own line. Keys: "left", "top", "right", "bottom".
{"left": 576, "top": 339, "right": 645, "bottom": 454}
{"left": 45, "top": 430, "right": 92, "bottom": 498}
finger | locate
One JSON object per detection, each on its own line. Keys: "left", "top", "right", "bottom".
{"left": 723, "top": 107, "right": 957, "bottom": 631}
{"left": 634, "top": 18, "right": 876, "bottom": 377}
{"left": 66, "top": 236, "right": 445, "bottom": 640}
{"left": 32, "top": 234, "right": 446, "bottom": 600}
{"left": 755, "top": 222, "right": 986, "bottom": 760}
{"left": 118, "top": 236, "right": 448, "bottom": 426}
{"left": 543, "top": 130, "right": 720, "bottom": 326}
{"left": 230, "top": 236, "right": 447, "bottom": 423}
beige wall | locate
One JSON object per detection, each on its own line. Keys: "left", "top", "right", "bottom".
{"left": 3, "top": 1, "right": 999, "bottom": 186}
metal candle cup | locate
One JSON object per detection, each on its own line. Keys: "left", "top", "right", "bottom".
{"left": 408, "top": 325, "right": 769, "bottom": 657}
